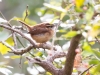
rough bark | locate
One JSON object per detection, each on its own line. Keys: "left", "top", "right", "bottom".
{"left": 63, "top": 34, "right": 82, "bottom": 75}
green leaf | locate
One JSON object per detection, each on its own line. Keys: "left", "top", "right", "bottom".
{"left": 89, "top": 41, "right": 95, "bottom": 45}
{"left": 75, "top": 0, "right": 85, "bottom": 12}
{"left": 82, "top": 42, "right": 93, "bottom": 56}
{"left": 10, "top": 55, "right": 21, "bottom": 59}
{"left": 44, "top": 3, "right": 66, "bottom": 12}
{"left": 63, "top": 31, "right": 78, "bottom": 38}
{"left": 82, "top": 42, "right": 92, "bottom": 51}
{"left": 89, "top": 59, "right": 100, "bottom": 65}
{"left": 82, "top": 50, "right": 93, "bottom": 57}
{"left": 0, "top": 27, "right": 3, "bottom": 31}
{"left": 50, "top": 16, "right": 59, "bottom": 24}
{"left": 13, "top": 17, "right": 37, "bottom": 25}
{"left": 77, "top": 19, "right": 84, "bottom": 26}
{"left": 75, "top": 7, "right": 83, "bottom": 12}
{"left": 62, "top": 15, "right": 70, "bottom": 22}
{"left": 59, "top": 29, "right": 66, "bottom": 33}
{"left": 35, "top": 52, "right": 43, "bottom": 57}
{"left": 85, "top": 4, "right": 94, "bottom": 21}
{"left": 75, "top": 0, "right": 85, "bottom": 8}
{"left": 0, "top": 36, "right": 14, "bottom": 55}
{"left": 22, "top": 10, "right": 30, "bottom": 19}
{"left": 24, "top": 61, "right": 28, "bottom": 64}
{"left": 60, "top": 4, "right": 73, "bottom": 19}
{"left": 92, "top": 49, "right": 100, "bottom": 60}
{"left": 46, "top": 72, "right": 52, "bottom": 75}
{"left": 0, "top": 43, "right": 11, "bottom": 55}
{"left": 6, "top": 37, "right": 14, "bottom": 46}
{"left": 92, "top": 63, "right": 100, "bottom": 74}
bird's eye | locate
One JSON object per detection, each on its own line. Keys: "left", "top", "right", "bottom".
{"left": 46, "top": 25, "right": 54, "bottom": 28}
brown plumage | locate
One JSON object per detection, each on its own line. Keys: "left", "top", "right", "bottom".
{"left": 18, "top": 20, "right": 56, "bottom": 43}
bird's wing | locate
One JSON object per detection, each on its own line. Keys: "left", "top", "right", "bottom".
{"left": 29, "top": 26, "right": 49, "bottom": 35}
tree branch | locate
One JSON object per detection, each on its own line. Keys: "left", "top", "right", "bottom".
{"left": 26, "top": 57, "right": 63, "bottom": 75}
{"left": 12, "top": 32, "right": 17, "bottom": 48}
{"left": 1, "top": 41, "right": 34, "bottom": 55}
{"left": 63, "top": 33, "right": 82, "bottom": 75}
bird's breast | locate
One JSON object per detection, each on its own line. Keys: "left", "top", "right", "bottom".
{"left": 31, "top": 29, "right": 54, "bottom": 43}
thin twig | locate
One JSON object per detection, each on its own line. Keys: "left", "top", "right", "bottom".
{"left": 28, "top": 52, "right": 35, "bottom": 57}
{"left": 12, "top": 33, "right": 17, "bottom": 48}
{"left": 16, "top": 35, "right": 35, "bottom": 56}
{"left": 52, "top": 18, "right": 61, "bottom": 50}
{"left": 21, "top": 5, "right": 29, "bottom": 30}
{"left": 0, "top": 11, "right": 18, "bottom": 48}
{"left": 79, "top": 64, "right": 95, "bottom": 75}
{"left": 19, "top": 55, "right": 22, "bottom": 66}
{"left": 95, "top": 37, "right": 100, "bottom": 44}
{"left": 24, "top": 5, "right": 29, "bottom": 21}
{"left": 0, "top": 11, "right": 12, "bottom": 27}
{"left": 0, "top": 11, "right": 7, "bottom": 21}
{"left": 16, "top": 36, "right": 25, "bottom": 48}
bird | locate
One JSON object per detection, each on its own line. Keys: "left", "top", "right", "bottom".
{"left": 18, "top": 20, "right": 56, "bottom": 43}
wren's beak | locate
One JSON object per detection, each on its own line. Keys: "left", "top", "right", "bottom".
{"left": 46, "top": 23, "right": 57, "bottom": 28}
{"left": 53, "top": 23, "right": 59, "bottom": 26}
{"left": 51, "top": 23, "right": 59, "bottom": 29}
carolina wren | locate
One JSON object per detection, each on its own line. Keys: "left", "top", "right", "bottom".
{"left": 18, "top": 21, "right": 56, "bottom": 43}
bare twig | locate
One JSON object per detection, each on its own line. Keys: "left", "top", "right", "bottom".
{"left": 0, "top": 11, "right": 18, "bottom": 48}
{"left": 52, "top": 19, "right": 61, "bottom": 50}
{"left": 24, "top": 5, "right": 29, "bottom": 21}
{"left": 12, "top": 33, "right": 17, "bottom": 48}
{"left": 0, "top": 11, "right": 12, "bottom": 27}
{"left": 0, "top": 41, "right": 34, "bottom": 55}
{"left": 20, "top": 5, "right": 29, "bottom": 30}
{"left": 19, "top": 55, "right": 22, "bottom": 66}
{"left": 9, "top": 45, "right": 34, "bottom": 55}
{"left": 0, "top": 11, "right": 7, "bottom": 21}
{"left": 79, "top": 65, "right": 95, "bottom": 75}
{"left": 95, "top": 37, "right": 100, "bottom": 44}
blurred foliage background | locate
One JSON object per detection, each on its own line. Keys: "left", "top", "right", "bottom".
{"left": 1, "top": 0, "right": 100, "bottom": 75}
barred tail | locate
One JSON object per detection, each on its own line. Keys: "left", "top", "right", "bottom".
{"left": 18, "top": 20, "right": 31, "bottom": 30}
